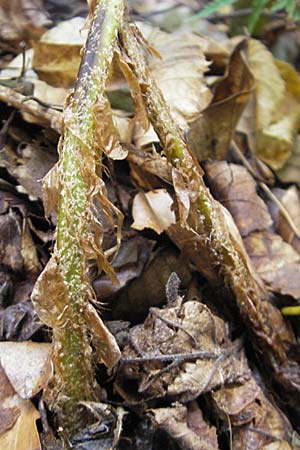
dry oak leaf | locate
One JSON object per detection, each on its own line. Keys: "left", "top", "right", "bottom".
{"left": 204, "top": 161, "right": 272, "bottom": 237}
{"left": 116, "top": 301, "right": 250, "bottom": 402}
{"left": 188, "top": 39, "right": 254, "bottom": 161}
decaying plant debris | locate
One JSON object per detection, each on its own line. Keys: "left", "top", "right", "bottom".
{"left": 1, "top": 0, "right": 300, "bottom": 448}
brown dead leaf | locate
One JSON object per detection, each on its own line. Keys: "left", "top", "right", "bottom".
{"left": 132, "top": 27, "right": 212, "bottom": 146}
{"left": 211, "top": 378, "right": 293, "bottom": 449}
{"left": 0, "top": 210, "right": 23, "bottom": 272}
{"left": 248, "top": 40, "right": 300, "bottom": 170}
{"left": 0, "top": 364, "right": 41, "bottom": 450}
{"left": 150, "top": 403, "right": 218, "bottom": 450}
{"left": 11, "top": 143, "right": 58, "bottom": 200}
{"left": 93, "top": 235, "right": 155, "bottom": 299}
{"left": 83, "top": 303, "right": 121, "bottom": 371}
{"left": 148, "top": 30, "right": 212, "bottom": 129}
{"left": 0, "top": 302, "right": 43, "bottom": 341}
{"left": 0, "top": 0, "right": 50, "bottom": 43}
{"left": 116, "top": 49, "right": 149, "bottom": 131}
{"left": 32, "top": 17, "right": 87, "bottom": 88}
{"left": 42, "top": 162, "right": 60, "bottom": 217}
{"left": 188, "top": 39, "right": 254, "bottom": 161}
{"left": 93, "top": 96, "right": 128, "bottom": 160}
{"left": 0, "top": 126, "right": 58, "bottom": 201}
{"left": 21, "top": 219, "right": 41, "bottom": 274}
{"left": 212, "top": 378, "right": 260, "bottom": 425}
{"left": 0, "top": 49, "right": 67, "bottom": 112}
{"left": 244, "top": 230, "right": 300, "bottom": 299}
{"left": 116, "top": 301, "right": 250, "bottom": 402}
{"left": 0, "top": 341, "right": 52, "bottom": 399}
{"left": 32, "top": 256, "right": 121, "bottom": 371}
{"left": 131, "top": 189, "right": 176, "bottom": 234}
{"left": 269, "top": 186, "right": 300, "bottom": 253}
{"left": 205, "top": 161, "right": 272, "bottom": 236}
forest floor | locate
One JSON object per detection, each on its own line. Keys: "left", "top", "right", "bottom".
{"left": 1, "top": 1, "right": 300, "bottom": 449}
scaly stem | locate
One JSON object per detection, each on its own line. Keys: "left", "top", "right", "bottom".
{"left": 120, "top": 22, "right": 293, "bottom": 364}
{"left": 53, "top": 0, "right": 125, "bottom": 433}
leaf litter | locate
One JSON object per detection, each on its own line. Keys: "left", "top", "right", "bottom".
{"left": 1, "top": 0, "right": 300, "bottom": 448}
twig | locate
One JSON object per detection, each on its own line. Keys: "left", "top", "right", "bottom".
{"left": 123, "top": 340, "right": 242, "bottom": 394}
{"left": 120, "top": 350, "right": 219, "bottom": 365}
{"left": 0, "top": 85, "right": 63, "bottom": 132}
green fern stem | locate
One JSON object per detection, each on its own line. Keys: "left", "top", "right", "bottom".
{"left": 120, "top": 21, "right": 288, "bottom": 363}
{"left": 55, "top": 0, "right": 125, "bottom": 433}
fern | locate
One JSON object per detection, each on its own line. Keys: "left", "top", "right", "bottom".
{"left": 190, "top": 0, "right": 300, "bottom": 33}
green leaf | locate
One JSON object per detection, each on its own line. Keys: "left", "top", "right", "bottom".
{"left": 247, "top": 0, "right": 268, "bottom": 32}
{"left": 270, "top": 0, "right": 289, "bottom": 12}
{"left": 189, "top": 0, "right": 239, "bottom": 20}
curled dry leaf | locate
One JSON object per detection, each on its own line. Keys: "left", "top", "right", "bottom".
{"left": 244, "top": 230, "right": 300, "bottom": 299}
{"left": 211, "top": 378, "right": 294, "bottom": 449}
{"left": 42, "top": 162, "right": 60, "bottom": 217}
{"left": 150, "top": 403, "right": 218, "bottom": 450}
{"left": 205, "top": 161, "right": 272, "bottom": 237}
{"left": 248, "top": 40, "right": 300, "bottom": 170}
{"left": 93, "top": 96, "right": 128, "bottom": 160}
{"left": 0, "top": 341, "right": 52, "bottom": 399}
{"left": 172, "top": 167, "right": 190, "bottom": 225}
{"left": 0, "top": 365, "right": 41, "bottom": 450}
{"left": 115, "top": 301, "right": 250, "bottom": 402}
{"left": 21, "top": 219, "right": 41, "bottom": 274}
{"left": 115, "top": 48, "right": 149, "bottom": 132}
{"left": 131, "top": 189, "right": 176, "bottom": 234}
{"left": 0, "top": 206, "right": 40, "bottom": 274}
{"left": 82, "top": 303, "right": 121, "bottom": 371}
{"left": 31, "top": 256, "right": 121, "bottom": 371}
{"left": 188, "top": 39, "right": 254, "bottom": 161}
